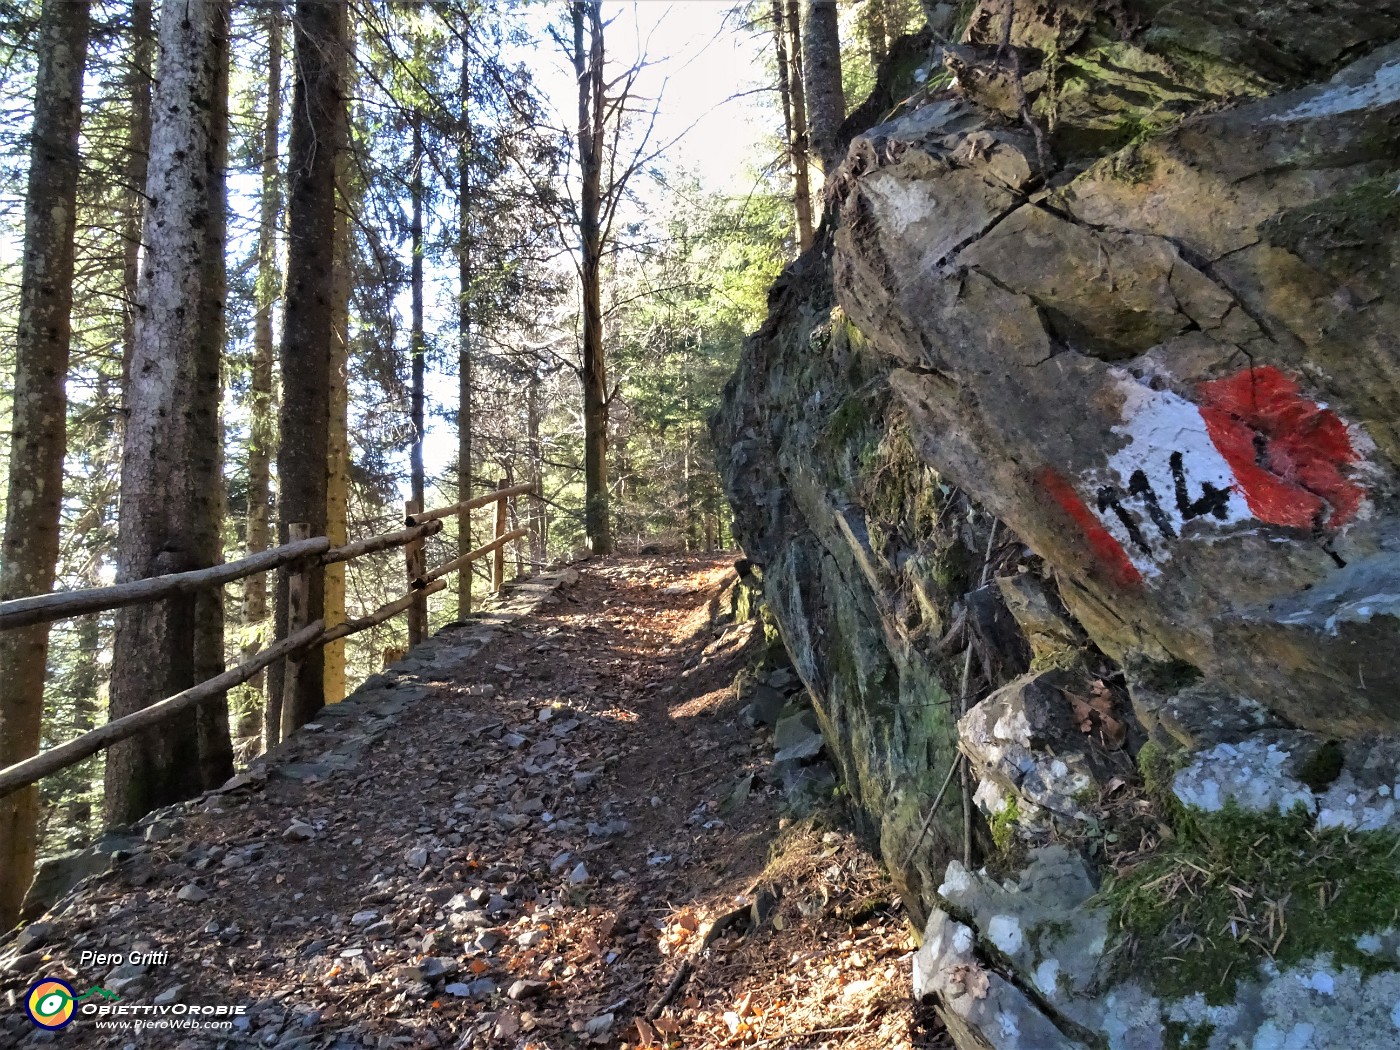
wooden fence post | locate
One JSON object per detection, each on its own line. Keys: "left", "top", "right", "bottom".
{"left": 406, "top": 498, "right": 427, "bottom": 647}
{"left": 274, "top": 523, "right": 312, "bottom": 747}
{"left": 492, "top": 479, "right": 508, "bottom": 592}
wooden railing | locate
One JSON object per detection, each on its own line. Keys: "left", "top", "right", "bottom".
{"left": 0, "top": 482, "right": 537, "bottom": 800}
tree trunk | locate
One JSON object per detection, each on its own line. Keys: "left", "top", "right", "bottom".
{"left": 120, "top": 0, "right": 153, "bottom": 404}
{"left": 575, "top": 1, "right": 611, "bottom": 555}
{"left": 457, "top": 34, "right": 473, "bottom": 620}
{"left": 273, "top": 0, "right": 346, "bottom": 742}
{"left": 864, "top": 0, "right": 890, "bottom": 65}
{"left": 0, "top": 0, "right": 90, "bottom": 932}
{"left": 241, "top": 4, "right": 282, "bottom": 738}
{"left": 410, "top": 112, "right": 426, "bottom": 512}
{"left": 683, "top": 338, "right": 696, "bottom": 551}
{"left": 528, "top": 376, "right": 545, "bottom": 565}
{"left": 194, "top": 4, "right": 234, "bottom": 793}
{"left": 784, "top": 1, "right": 815, "bottom": 245}
{"left": 772, "top": 0, "right": 813, "bottom": 251}
{"left": 323, "top": 17, "right": 354, "bottom": 707}
{"left": 684, "top": 434, "right": 696, "bottom": 551}
{"left": 107, "top": 0, "right": 231, "bottom": 825}
{"left": 802, "top": 0, "right": 846, "bottom": 172}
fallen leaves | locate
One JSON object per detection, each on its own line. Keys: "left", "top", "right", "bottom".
{"left": 659, "top": 907, "right": 701, "bottom": 955}
{"left": 721, "top": 990, "right": 764, "bottom": 1041}
{"left": 946, "top": 963, "right": 990, "bottom": 1000}
{"left": 576, "top": 909, "right": 617, "bottom": 960}
{"left": 1064, "top": 678, "right": 1127, "bottom": 750}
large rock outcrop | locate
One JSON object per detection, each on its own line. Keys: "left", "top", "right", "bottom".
{"left": 716, "top": 2, "right": 1400, "bottom": 1046}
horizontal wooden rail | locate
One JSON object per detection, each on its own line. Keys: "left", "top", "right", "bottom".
{"left": 0, "top": 537, "right": 330, "bottom": 632}
{"left": 0, "top": 620, "right": 325, "bottom": 801}
{"left": 320, "top": 579, "right": 448, "bottom": 645}
{"left": 0, "top": 519, "right": 445, "bottom": 634}
{"left": 323, "top": 518, "right": 442, "bottom": 565}
{"left": 0, "top": 480, "right": 538, "bottom": 795}
{"left": 417, "top": 528, "right": 529, "bottom": 588}
{"left": 406, "top": 483, "right": 536, "bottom": 527}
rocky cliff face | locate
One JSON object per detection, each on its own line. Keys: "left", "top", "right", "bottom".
{"left": 716, "top": 3, "right": 1400, "bottom": 1046}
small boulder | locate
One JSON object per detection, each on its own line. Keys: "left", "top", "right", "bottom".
{"left": 14, "top": 922, "right": 53, "bottom": 953}
{"left": 507, "top": 979, "right": 547, "bottom": 1000}
{"left": 283, "top": 821, "right": 316, "bottom": 841}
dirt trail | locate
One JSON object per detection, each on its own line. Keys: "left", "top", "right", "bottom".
{"left": 1, "top": 556, "right": 948, "bottom": 1050}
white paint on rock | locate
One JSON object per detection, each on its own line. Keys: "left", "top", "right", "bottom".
{"left": 988, "top": 914, "right": 1023, "bottom": 956}
{"left": 951, "top": 922, "right": 975, "bottom": 955}
{"left": 996, "top": 1009, "right": 1020, "bottom": 1041}
{"left": 1033, "top": 959, "right": 1060, "bottom": 996}
{"left": 1083, "top": 371, "right": 1253, "bottom": 577}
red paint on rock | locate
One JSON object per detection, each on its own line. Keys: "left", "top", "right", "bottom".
{"left": 1037, "top": 466, "right": 1143, "bottom": 587}
{"left": 1197, "top": 367, "right": 1363, "bottom": 530}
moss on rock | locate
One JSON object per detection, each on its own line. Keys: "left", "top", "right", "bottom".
{"left": 1099, "top": 802, "right": 1400, "bottom": 1005}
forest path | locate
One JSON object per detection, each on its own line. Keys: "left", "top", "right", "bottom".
{"left": 2, "top": 557, "right": 945, "bottom": 1050}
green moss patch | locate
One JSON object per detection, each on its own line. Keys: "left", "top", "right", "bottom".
{"left": 1262, "top": 174, "right": 1400, "bottom": 273}
{"left": 1135, "top": 739, "right": 1180, "bottom": 805}
{"left": 1099, "top": 803, "right": 1400, "bottom": 1005}
{"left": 990, "top": 794, "right": 1021, "bottom": 853}
{"left": 861, "top": 425, "right": 950, "bottom": 557}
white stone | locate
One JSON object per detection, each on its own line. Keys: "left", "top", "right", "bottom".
{"left": 939, "top": 861, "right": 973, "bottom": 898}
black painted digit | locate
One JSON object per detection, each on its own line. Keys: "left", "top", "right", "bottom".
{"left": 1170, "top": 451, "right": 1231, "bottom": 520}
{"left": 1097, "top": 485, "right": 1152, "bottom": 555}
{"left": 1128, "top": 470, "right": 1177, "bottom": 539}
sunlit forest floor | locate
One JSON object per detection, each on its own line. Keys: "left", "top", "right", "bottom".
{"left": 2, "top": 557, "right": 949, "bottom": 1049}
